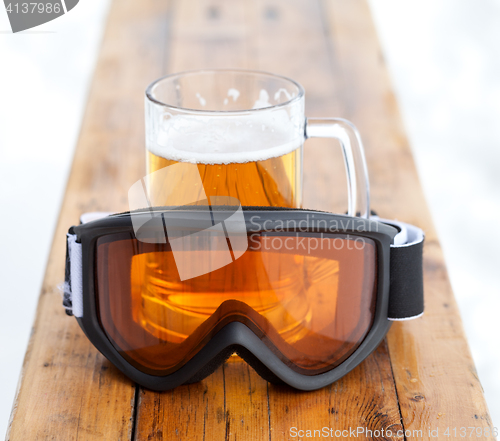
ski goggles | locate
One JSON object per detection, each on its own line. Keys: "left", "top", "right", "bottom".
{"left": 63, "top": 206, "right": 424, "bottom": 391}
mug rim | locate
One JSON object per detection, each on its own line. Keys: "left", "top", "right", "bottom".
{"left": 145, "top": 68, "right": 305, "bottom": 115}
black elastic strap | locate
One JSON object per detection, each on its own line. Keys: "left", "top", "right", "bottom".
{"left": 378, "top": 218, "right": 425, "bottom": 320}
{"left": 389, "top": 239, "right": 424, "bottom": 319}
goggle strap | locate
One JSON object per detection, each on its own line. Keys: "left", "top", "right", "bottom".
{"left": 62, "top": 213, "right": 112, "bottom": 317}
{"left": 64, "top": 233, "right": 83, "bottom": 318}
{"left": 381, "top": 218, "right": 425, "bottom": 321}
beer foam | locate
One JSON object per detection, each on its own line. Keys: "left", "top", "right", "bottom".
{"left": 148, "top": 110, "right": 304, "bottom": 164}
{"left": 228, "top": 88, "right": 240, "bottom": 101}
{"left": 252, "top": 89, "right": 272, "bottom": 109}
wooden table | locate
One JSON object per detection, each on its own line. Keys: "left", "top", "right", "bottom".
{"left": 7, "top": 1, "right": 495, "bottom": 440}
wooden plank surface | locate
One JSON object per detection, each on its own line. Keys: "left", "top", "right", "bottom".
{"left": 6, "top": 0, "right": 494, "bottom": 440}
{"left": 320, "top": 2, "right": 495, "bottom": 439}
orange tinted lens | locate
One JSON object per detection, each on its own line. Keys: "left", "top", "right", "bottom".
{"left": 96, "top": 232, "right": 377, "bottom": 376}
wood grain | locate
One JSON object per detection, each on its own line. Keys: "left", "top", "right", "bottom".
{"left": 322, "top": 1, "right": 495, "bottom": 439}
{"left": 6, "top": 0, "right": 171, "bottom": 439}
{"left": 7, "top": 0, "right": 494, "bottom": 440}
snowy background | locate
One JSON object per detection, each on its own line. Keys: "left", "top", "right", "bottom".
{"left": 1, "top": 0, "right": 499, "bottom": 437}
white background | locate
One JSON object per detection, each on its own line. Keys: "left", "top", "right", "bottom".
{"left": 1, "top": 0, "right": 499, "bottom": 438}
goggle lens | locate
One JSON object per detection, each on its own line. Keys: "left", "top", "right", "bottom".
{"left": 96, "top": 232, "right": 377, "bottom": 376}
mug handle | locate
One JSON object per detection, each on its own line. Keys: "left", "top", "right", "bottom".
{"left": 305, "top": 118, "right": 370, "bottom": 218}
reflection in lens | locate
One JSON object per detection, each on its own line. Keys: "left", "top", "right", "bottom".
{"left": 96, "top": 232, "right": 377, "bottom": 376}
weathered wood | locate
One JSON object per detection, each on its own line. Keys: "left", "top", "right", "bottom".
{"left": 7, "top": 0, "right": 494, "bottom": 440}
{"left": 267, "top": 342, "right": 405, "bottom": 441}
{"left": 322, "top": 1, "right": 495, "bottom": 439}
{"left": 6, "top": 0, "right": 171, "bottom": 439}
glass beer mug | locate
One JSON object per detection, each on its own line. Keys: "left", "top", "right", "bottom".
{"left": 134, "top": 69, "right": 370, "bottom": 348}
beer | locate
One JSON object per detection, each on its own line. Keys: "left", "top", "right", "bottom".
{"left": 146, "top": 148, "right": 302, "bottom": 208}
{"left": 138, "top": 70, "right": 311, "bottom": 347}
{"left": 145, "top": 113, "right": 303, "bottom": 208}
{"left": 132, "top": 115, "right": 311, "bottom": 345}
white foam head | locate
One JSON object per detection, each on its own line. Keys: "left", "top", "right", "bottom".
{"left": 147, "top": 103, "right": 305, "bottom": 165}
